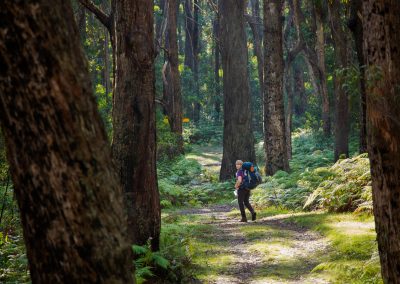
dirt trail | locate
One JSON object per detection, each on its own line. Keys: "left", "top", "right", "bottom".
{"left": 181, "top": 204, "right": 331, "bottom": 284}
{"left": 184, "top": 147, "right": 331, "bottom": 283}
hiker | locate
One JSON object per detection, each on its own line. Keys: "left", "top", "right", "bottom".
{"left": 235, "top": 160, "right": 256, "bottom": 222}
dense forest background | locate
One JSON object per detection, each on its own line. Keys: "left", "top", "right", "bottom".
{"left": 1, "top": 0, "right": 400, "bottom": 283}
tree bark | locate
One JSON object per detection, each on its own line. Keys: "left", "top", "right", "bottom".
{"left": 112, "top": 0, "right": 161, "bottom": 250}
{"left": 101, "top": 0, "right": 111, "bottom": 98}
{"left": 248, "top": 0, "right": 264, "bottom": 128}
{"left": 264, "top": 0, "right": 289, "bottom": 175}
{"left": 363, "top": 1, "right": 400, "bottom": 282}
{"left": 184, "top": 0, "right": 201, "bottom": 123}
{"left": 163, "top": 0, "right": 184, "bottom": 152}
{"left": 328, "top": 0, "right": 349, "bottom": 161}
{"left": 285, "top": 66, "right": 293, "bottom": 160}
{"left": 78, "top": 3, "right": 87, "bottom": 43}
{"left": 213, "top": 15, "right": 221, "bottom": 122}
{"left": 349, "top": 1, "right": 367, "bottom": 154}
{"left": 184, "top": 0, "right": 195, "bottom": 70}
{"left": 103, "top": 29, "right": 111, "bottom": 98}
{"left": 192, "top": 0, "right": 201, "bottom": 123}
{"left": 293, "top": 63, "right": 307, "bottom": 116}
{"left": 219, "top": 0, "right": 256, "bottom": 180}
{"left": 0, "top": 1, "right": 134, "bottom": 282}
{"left": 314, "top": 2, "right": 331, "bottom": 136}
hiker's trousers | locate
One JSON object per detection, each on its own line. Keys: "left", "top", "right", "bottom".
{"left": 237, "top": 189, "right": 254, "bottom": 218}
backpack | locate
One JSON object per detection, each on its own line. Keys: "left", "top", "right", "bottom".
{"left": 241, "top": 162, "right": 263, "bottom": 190}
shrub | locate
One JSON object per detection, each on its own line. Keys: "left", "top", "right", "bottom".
{"left": 304, "top": 153, "right": 371, "bottom": 212}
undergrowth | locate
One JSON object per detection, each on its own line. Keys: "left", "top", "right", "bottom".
{"left": 157, "top": 155, "right": 233, "bottom": 208}
{"left": 252, "top": 130, "right": 371, "bottom": 213}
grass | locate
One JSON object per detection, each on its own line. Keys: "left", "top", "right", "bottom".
{"left": 285, "top": 212, "right": 382, "bottom": 283}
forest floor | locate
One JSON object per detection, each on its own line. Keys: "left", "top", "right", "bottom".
{"left": 165, "top": 145, "right": 379, "bottom": 283}
{"left": 178, "top": 204, "right": 331, "bottom": 283}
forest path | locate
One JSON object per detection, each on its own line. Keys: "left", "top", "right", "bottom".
{"left": 180, "top": 204, "right": 331, "bottom": 283}
{"left": 182, "top": 146, "right": 331, "bottom": 283}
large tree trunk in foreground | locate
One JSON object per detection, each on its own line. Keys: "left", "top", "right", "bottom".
{"left": 163, "top": 0, "right": 184, "bottom": 152}
{"left": 0, "top": 1, "right": 134, "bottom": 282}
{"left": 112, "top": 0, "right": 160, "bottom": 250}
{"left": 363, "top": 1, "right": 400, "bottom": 282}
{"left": 329, "top": 0, "right": 349, "bottom": 161}
{"left": 264, "top": 0, "right": 289, "bottom": 175}
{"left": 219, "top": 0, "right": 256, "bottom": 180}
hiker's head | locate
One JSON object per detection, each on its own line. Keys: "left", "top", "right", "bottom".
{"left": 235, "top": 160, "right": 243, "bottom": 170}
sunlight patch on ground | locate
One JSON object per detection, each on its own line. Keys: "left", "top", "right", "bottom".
{"left": 240, "top": 225, "right": 294, "bottom": 241}
{"left": 330, "top": 221, "right": 375, "bottom": 235}
{"left": 248, "top": 241, "right": 296, "bottom": 261}
{"left": 186, "top": 149, "right": 222, "bottom": 166}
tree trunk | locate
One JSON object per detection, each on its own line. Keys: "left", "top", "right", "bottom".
{"left": 293, "top": 63, "right": 307, "bottom": 116}
{"left": 213, "top": 15, "right": 221, "bottom": 122}
{"left": 219, "top": 0, "right": 256, "bottom": 180}
{"left": 249, "top": 0, "right": 264, "bottom": 102}
{"left": 363, "top": 1, "right": 400, "bottom": 282}
{"left": 103, "top": 29, "right": 111, "bottom": 98}
{"left": 184, "top": 0, "right": 201, "bottom": 123}
{"left": 349, "top": 1, "right": 367, "bottom": 154}
{"left": 101, "top": 0, "right": 111, "bottom": 98}
{"left": 112, "top": 0, "right": 161, "bottom": 250}
{"left": 163, "top": 0, "right": 184, "bottom": 152}
{"left": 248, "top": 0, "right": 264, "bottom": 132}
{"left": 328, "top": 0, "right": 349, "bottom": 161}
{"left": 192, "top": 0, "right": 201, "bottom": 123}
{"left": 285, "top": 67, "right": 293, "bottom": 160}
{"left": 264, "top": 0, "right": 289, "bottom": 175}
{"left": 0, "top": 1, "right": 134, "bottom": 282}
{"left": 177, "top": 3, "right": 184, "bottom": 55}
{"left": 314, "top": 2, "right": 331, "bottom": 136}
{"left": 78, "top": 3, "right": 86, "bottom": 43}
{"left": 184, "top": 0, "right": 195, "bottom": 70}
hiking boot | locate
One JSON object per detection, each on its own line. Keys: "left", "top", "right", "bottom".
{"left": 240, "top": 218, "right": 247, "bottom": 222}
{"left": 251, "top": 212, "right": 257, "bottom": 221}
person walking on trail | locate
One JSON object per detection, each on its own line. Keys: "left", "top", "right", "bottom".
{"left": 235, "top": 160, "right": 256, "bottom": 222}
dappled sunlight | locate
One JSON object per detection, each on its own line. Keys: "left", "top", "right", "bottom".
{"left": 330, "top": 221, "right": 375, "bottom": 235}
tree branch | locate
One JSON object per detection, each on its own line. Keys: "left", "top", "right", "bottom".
{"left": 78, "top": 0, "right": 111, "bottom": 32}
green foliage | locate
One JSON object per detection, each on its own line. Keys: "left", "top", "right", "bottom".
{"left": 157, "top": 156, "right": 233, "bottom": 208}
{"left": 157, "top": 223, "right": 197, "bottom": 283}
{"left": 133, "top": 243, "right": 170, "bottom": 284}
{"left": 94, "top": 84, "right": 112, "bottom": 137}
{"left": 251, "top": 130, "right": 334, "bottom": 210}
{"left": 0, "top": 131, "right": 8, "bottom": 183}
{"left": 156, "top": 111, "right": 184, "bottom": 160}
{"left": 183, "top": 122, "right": 223, "bottom": 145}
{"left": 304, "top": 153, "right": 372, "bottom": 212}
{"left": 0, "top": 231, "right": 29, "bottom": 282}
{"left": 251, "top": 130, "right": 370, "bottom": 213}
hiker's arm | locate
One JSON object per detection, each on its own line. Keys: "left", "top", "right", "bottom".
{"left": 235, "top": 176, "right": 242, "bottom": 189}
